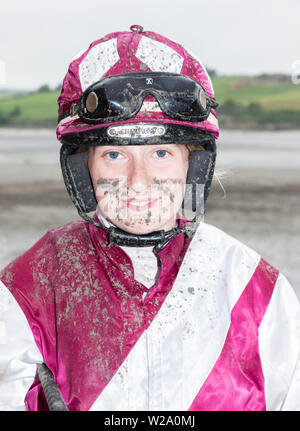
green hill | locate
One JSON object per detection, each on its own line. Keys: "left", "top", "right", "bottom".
{"left": 214, "top": 76, "right": 297, "bottom": 105}
{"left": 0, "top": 75, "right": 299, "bottom": 129}
{"left": 0, "top": 90, "right": 60, "bottom": 126}
{"left": 212, "top": 75, "right": 300, "bottom": 129}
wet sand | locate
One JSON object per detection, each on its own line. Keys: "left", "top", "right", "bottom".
{"left": 0, "top": 129, "right": 299, "bottom": 298}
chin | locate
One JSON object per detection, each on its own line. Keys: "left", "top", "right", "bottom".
{"left": 113, "top": 219, "right": 174, "bottom": 235}
{"left": 115, "top": 223, "right": 159, "bottom": 235}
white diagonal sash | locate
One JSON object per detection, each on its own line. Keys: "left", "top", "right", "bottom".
{"left": 90, "top": 223, "right": 260, "bottom": 411}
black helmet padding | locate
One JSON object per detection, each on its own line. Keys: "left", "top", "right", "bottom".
{"left": 60, "top": 141, "right": 216, "bottom": 217}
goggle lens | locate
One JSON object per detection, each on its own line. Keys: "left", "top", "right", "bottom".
{"left": 73, "top": 73, "right": 217, "bottom": 124}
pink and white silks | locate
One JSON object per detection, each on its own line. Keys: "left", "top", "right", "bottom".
{"left": 0, "top": 217, "right": 300, "bottom": 411}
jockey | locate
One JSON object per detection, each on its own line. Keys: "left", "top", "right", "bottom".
{"left": 0, "top": 25, "right": 299, "bottom": 411}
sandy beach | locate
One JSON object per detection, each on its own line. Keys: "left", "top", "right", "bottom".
{"left": 0, "top": 128, "right": 299, "bottom": 298}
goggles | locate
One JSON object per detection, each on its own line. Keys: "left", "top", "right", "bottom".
{"left": 60, "top": 72, "right": 218, "bottom": 125}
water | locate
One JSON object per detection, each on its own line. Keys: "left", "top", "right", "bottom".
{"left": 0, "top": 128, "right": 59, "bottom": 165}
{"left": 0, "top": 128, "right": 299, "bottom": 167}
{"left": 0, "top": 128, "right": 299, "bottom": 297}
{"left": 217, "top": 130, "right": 300, "bottom": 169}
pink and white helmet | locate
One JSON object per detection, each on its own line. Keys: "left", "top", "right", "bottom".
{"left": 58, "top": 25, "right": 219, "bottom": 249}
{"left": 56, "top": 25, "right": 219, "bottom": 142}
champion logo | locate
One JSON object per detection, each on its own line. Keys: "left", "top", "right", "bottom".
{"left": 107, "top": 124, "right": 166, "bottom": 138}
{"left": 146, "top": 78, "right": 153, "bottom": 85}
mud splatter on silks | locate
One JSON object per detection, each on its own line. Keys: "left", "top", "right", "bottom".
{"left": 0, "top": 214, "right": 191, "bottom": 410}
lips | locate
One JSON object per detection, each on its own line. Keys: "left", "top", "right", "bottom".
{"left": 121, "top": 198, "right": 158, "bottom": 211}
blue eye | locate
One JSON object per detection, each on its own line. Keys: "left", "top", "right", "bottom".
{"left": 107, "top": 151, "right": 120, "bottom": 159}
{"left": 155, "top": 150, "right": 168, "bottom": 158}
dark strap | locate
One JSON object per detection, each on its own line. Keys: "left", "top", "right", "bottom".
{"left": 108, "top": 225, "right": 188, "bottom": 253}
{"left": 57, "top": 104, "right": 78, "bottom": 124}
{"left": 37, "top": 363, "right": 69, "bottom": 411}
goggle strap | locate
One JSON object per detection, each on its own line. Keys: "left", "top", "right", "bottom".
{"left": 58, "top": 104, "right": 79, "bottom": 124}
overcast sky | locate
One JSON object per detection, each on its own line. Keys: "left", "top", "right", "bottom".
{"left": 0, "top": 0, "right": 299, "bottom": 90}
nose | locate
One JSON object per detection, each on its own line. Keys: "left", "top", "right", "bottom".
{"left": 127, "top": 158, "right": 151, "bottom": 195}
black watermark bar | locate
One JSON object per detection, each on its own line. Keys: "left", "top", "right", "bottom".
{"left": 0, "top": 411, "right": 296, "bottom": 429}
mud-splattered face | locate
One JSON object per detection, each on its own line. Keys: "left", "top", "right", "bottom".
{"left": 88, "top": 144, "right": 189, "bottom": 234}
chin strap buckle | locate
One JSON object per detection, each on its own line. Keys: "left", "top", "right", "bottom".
{"left": 108, "top": 227, "right": 166, "bottom": 248}
{"left": 79, "top": 209, "right": 197, "bottom": 252}
{"left": 108, "top": 225, "right": 191, "bottom": 253}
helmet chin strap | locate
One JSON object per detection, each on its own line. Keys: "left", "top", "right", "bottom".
{"left": 79, "top": 205, "right": 199, "bottom": 253}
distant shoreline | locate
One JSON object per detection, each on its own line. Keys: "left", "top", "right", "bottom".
{"left": 218, "top": 121, "right": 300, "bottom": 131}
{"left": 0, "top": 121, "right": 299, "bottom": 131}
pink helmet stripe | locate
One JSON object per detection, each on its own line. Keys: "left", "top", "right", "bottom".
{"left": 57, "top": 26, "right": 219, "bottom": 140}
